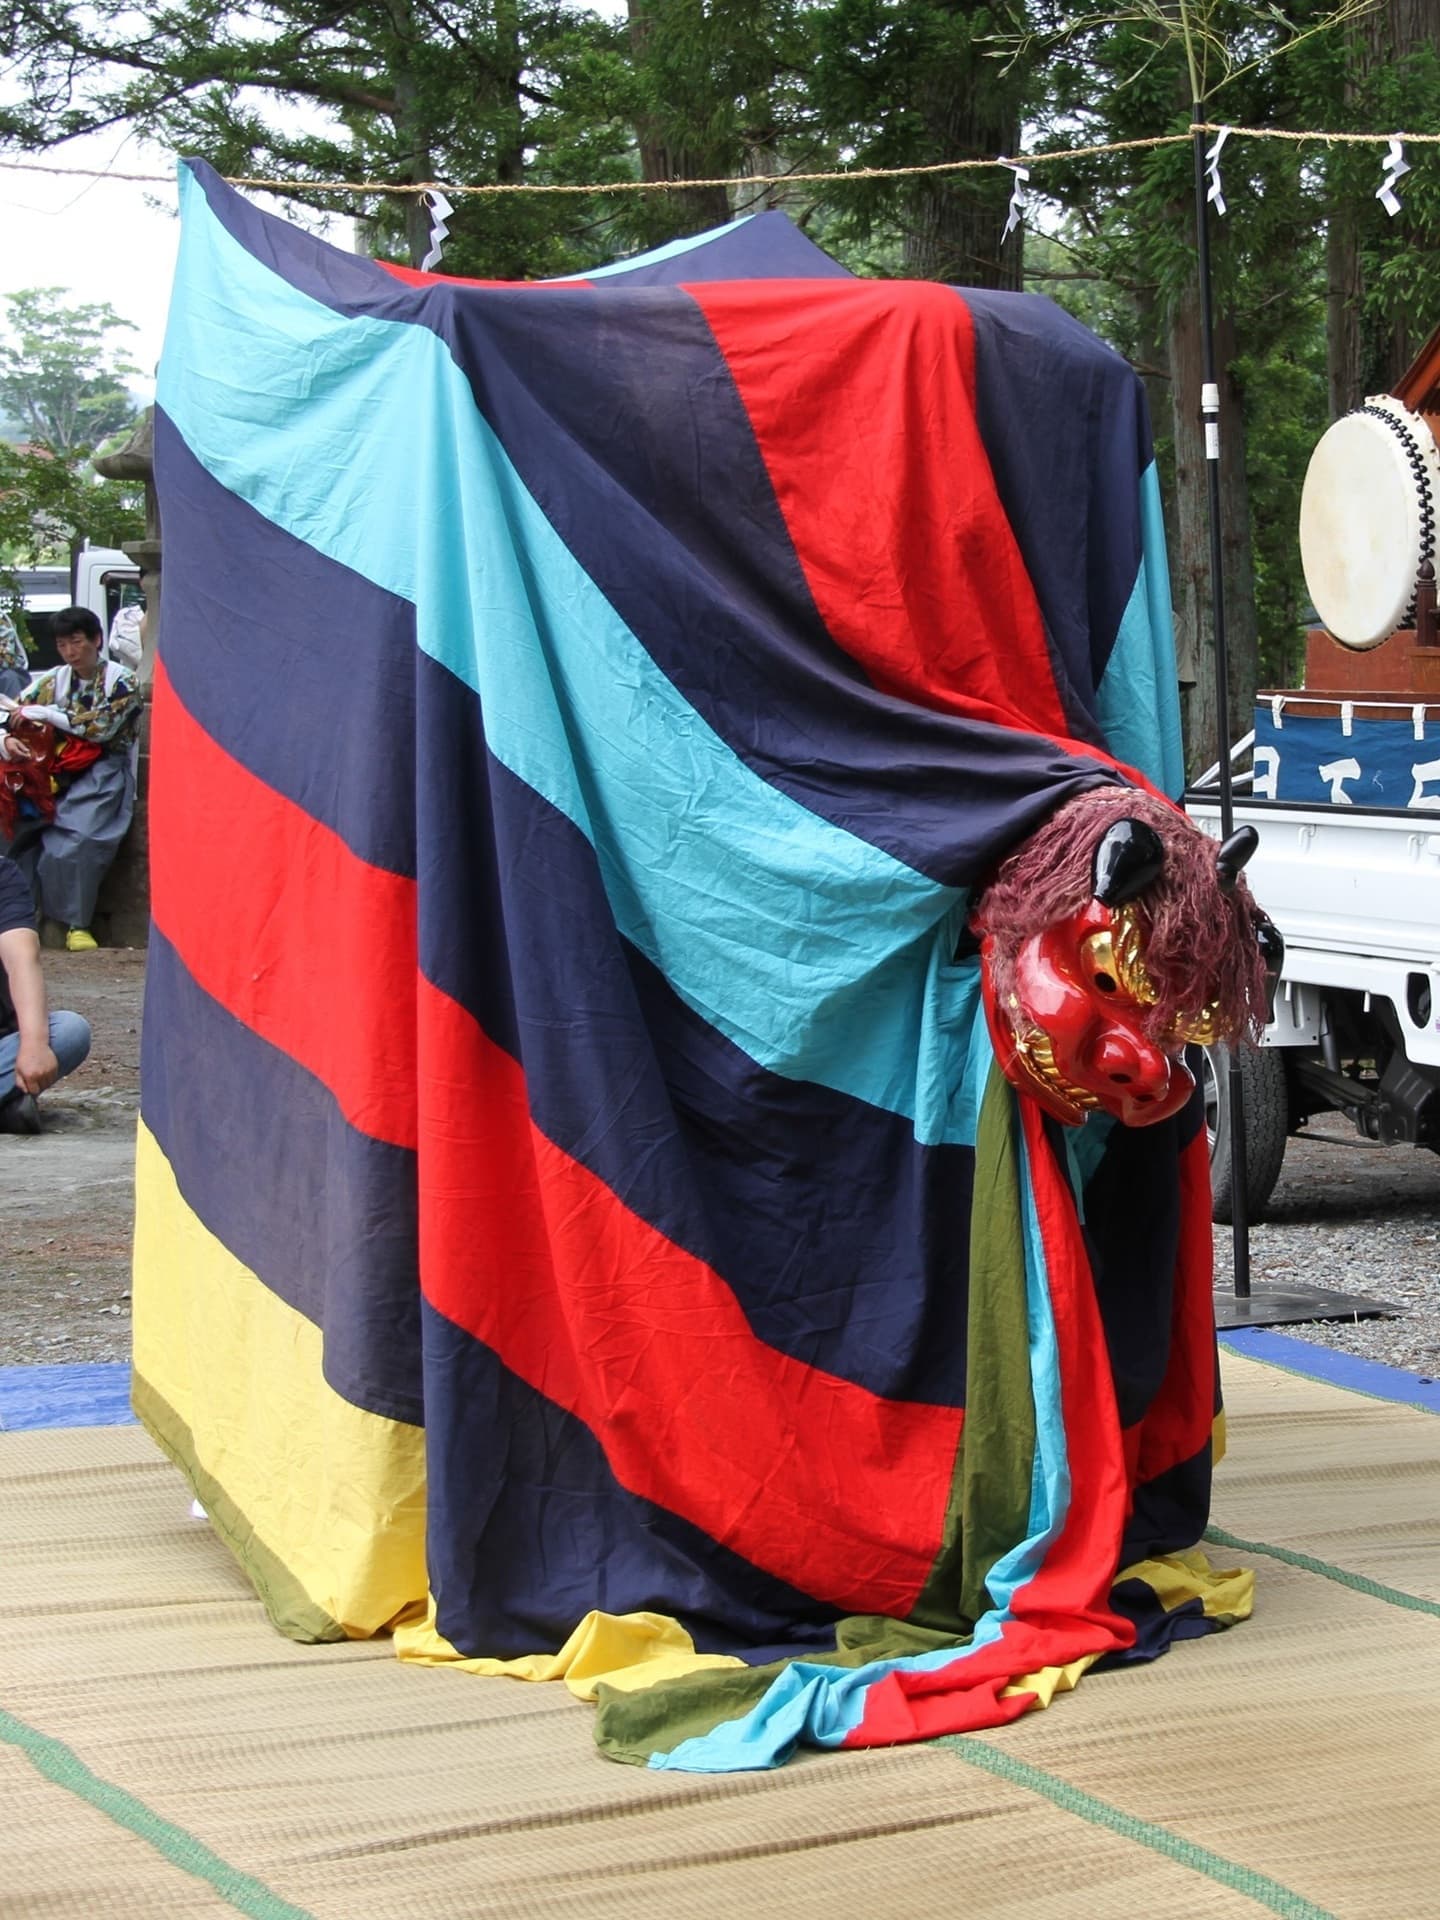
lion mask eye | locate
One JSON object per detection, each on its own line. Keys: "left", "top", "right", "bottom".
{"left": 1081, "top": 910, "right": 1158, "bottom": 1007}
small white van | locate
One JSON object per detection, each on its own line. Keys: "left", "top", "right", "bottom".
{"left": 18, "top": 545, "right": 142, "bottom": 670}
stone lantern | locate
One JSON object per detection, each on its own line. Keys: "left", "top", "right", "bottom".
{"left": 92, "top": 406, "right": 161, "bottom": 690}
{"left": 89, "top": 407, "right": 160, "bottom": 945}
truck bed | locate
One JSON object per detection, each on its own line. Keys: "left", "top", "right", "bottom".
{"left": 1186, "top": 795, "right": 1440, "bottom": 1068}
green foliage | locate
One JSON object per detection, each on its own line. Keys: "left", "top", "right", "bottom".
{"left": 1233, "top": 330, "right": 1329, "bottom": 685}
{"left": 0, "top": 439, "right": 145, "bottom": 586}
{"left": 1015, "top": 2, "right": 1433, "bottom": 727}
{"left": 4, "top": 0, "right": 1438, "bottom": 712}
{"left": 0, "top": 292, "right": 145, "bottom": 591}
{"left": 1319, "top": 35, "right": 1440, "bottom": 392}
{"left": 0, "top": 289, "right": 140, "bottom": 460}
{"left": 804, "top": 0, "right": 1033, "bottom": 280}
{"left": 1023, "top": 224, "right": 1124, "bottom": 336}
{"left": 607, "top": 0, "right": 820, "bottom": 248}
{"left": 0, "top": 0, "right": 641, "bottom": 278}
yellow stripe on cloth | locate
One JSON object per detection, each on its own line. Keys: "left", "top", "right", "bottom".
{"left": 1001, "top": 1654, "right": 1099, "bottom": 1708}
{"left": 131, "top": 1121, "right": 427, "bottom": 1641}
{"left": 996, "top": 1547, "right": 1253, "bottom": 1713}
{"left": 1118, "top": 1547, "right": 1255, "bottom": 1624}
{"left": 395, "top": 1597, "right": 745, "bottom": 1700}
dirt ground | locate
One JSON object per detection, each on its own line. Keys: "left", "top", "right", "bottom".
{"left": 4, "top": 947, "right": 1440, "bottom": 1369}
{"left": 1, "top": 946, "right": 144, "bottom": 1364}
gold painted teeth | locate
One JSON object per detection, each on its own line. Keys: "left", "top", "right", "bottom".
{"left": 1013, "top": 1026, "right": 1102, "bottom": 1114}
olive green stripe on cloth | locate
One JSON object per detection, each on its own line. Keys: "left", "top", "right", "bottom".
{"left": 594, "top": 1614, "right": 977, "bottom": 1766}
{"left": 596, "top": 1662, "right": 782, "bottom": 1766}
{"left": 596, "top": 1068, "right": 1037, "bottom": 1766}
{"left": 914, "top": 1065, "right": 1035, "bottom": 1632}
{"left": 1205, "top": 1526, "right": 1440, "bottom": 1620}
{"left": 131, "top": 1373, "right": 346, "bottom": 1644}
{"left": 0, "top": 1708, "right": 315, "bottom": 1920}
{"left": 941, "top": 1737, "right": 1337, "bottom": 1920}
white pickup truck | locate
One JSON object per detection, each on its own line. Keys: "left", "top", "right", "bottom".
{"left": 17, "top": 546, "right": 141, "bottom": 668}
{"left": 1187, "top": 772, "right": 1440, "bottom": 1218}
{"left": 1180, "top": 361, "right": 1440, "bottom": 1221}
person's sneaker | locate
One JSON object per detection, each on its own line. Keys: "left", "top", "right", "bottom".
{"left": 65, "top": 927, "right": 98, "bottom": 952}
{"left": 0, "top": 1091, "right": 41, "bottom": 1134}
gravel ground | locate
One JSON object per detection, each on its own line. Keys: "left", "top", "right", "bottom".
{"left": 3, "top": 948, "right": 1439, "bottom": 1379}
{"left": 0, "top": 947, "right": 144, "bottom": 1364}
{"left": 1242, "top": 1129, "right": 1440, "bottom": 1376}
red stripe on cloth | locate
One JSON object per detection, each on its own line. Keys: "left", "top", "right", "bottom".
{"left": 416, "top": 973, "right": 962, "bottom": 1617}
{"left": 376, "top": 261, "right": 592, "bottom": 290}
{"left": 1133, "top": 1123, "right": 1220, "bottom": 1484}
{"left": 148, "top": 662, "right": 419, "bottom": 1152}
{"left": 845, "top": 1097, "right": 1134, "bottom": 1746}
{"left": 687, "top": 279, "right": 1074, "bottom": 740}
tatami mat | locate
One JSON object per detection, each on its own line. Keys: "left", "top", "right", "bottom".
{"left": 2, "top": 1353, "right": 1435, "bottom": 1919}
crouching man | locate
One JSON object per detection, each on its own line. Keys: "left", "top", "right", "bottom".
{"left": 0, "top": 851, "right": 92, "bottom": 1132}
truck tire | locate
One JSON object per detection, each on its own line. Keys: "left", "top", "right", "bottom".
{"left": 1202, "top": 1044, "right": 1290, "bottom": 1225}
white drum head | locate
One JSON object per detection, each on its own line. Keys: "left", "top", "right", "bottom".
{"left": 1299, "top": 395, "right": 1439, "bottom": 649}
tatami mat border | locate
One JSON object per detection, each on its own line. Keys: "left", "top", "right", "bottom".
{"left": 941, "top": 1736, "right": 1337, "bottom": 1920}
{"left": 1219, "top": 1329, "right": 1440, "bottom": 1413}
{"left": 1205, "top": 1524, "right": 1440, "bottom": 1619}
{"left": 0, "top": 1706, "right": 315, "bottom": 1920}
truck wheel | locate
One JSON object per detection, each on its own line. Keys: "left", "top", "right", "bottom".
{"left": 1202, "top": 1044, "right": 1290, "bottom": 1225}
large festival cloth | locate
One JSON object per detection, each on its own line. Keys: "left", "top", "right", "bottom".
{"left": 135, "top": 158, "right": 1230, "bottom": 1773}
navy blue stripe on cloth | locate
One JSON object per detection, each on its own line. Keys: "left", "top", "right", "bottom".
{"left": 1120, "top": 1439, "right": 1216, "bottom": 1567}
{"left": 153, "top": 406, "right": 418, "bottom": 879}
{"left": 141, "top": 930, "right": 423, "bottom": 1426}
{"left": 1078, "top": 1108, "right": 1192, "bottom": 1432}
{"left": 420, "top": 1296, "right": 843, "bottom": 1659}
{"left": 1101, "top": 1580, "right": 1214, "bottom": 1666}
{"left": 181, "top": 158, "right": 1122, "bottom": 890}
{"left": 574, "top": 207, "right": 853, "bottom": 285}
{"left": 415, "top": 646, "right": 974, "bottom": 1406}
{"left": 435, "top": 283, "right": 1118, "bottom": 888}
{"left": 961, "top": 289, "right": 1154, "bottom": 715}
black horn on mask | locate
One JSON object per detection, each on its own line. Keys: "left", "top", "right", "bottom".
{"left": 1215, "top": 826, "right": 1259, "bottom": 893}
{"left": 1092, "top": 818, "right": 1166, "bottom": 907}
{"left": 1256, "top": 913, "right": 1285, "bottom": 1019}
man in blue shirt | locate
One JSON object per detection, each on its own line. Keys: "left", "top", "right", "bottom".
{"left": 0, "top": 852, "right": 92, "bottom": 1132}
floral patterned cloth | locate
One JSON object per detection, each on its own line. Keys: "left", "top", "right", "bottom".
{"left": 23, "top": 661, "right": 142, "bottom": 749}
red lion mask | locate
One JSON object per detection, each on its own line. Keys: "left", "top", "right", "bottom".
{"left": 972, "top": 788, "right": 1280, "bottom": 1128}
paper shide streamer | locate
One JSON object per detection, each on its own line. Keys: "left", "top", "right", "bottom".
{"left": 421, "top": 188, "right": 454, "bottom": 271}
{"left": 1376, "top": 137, "right": 1410, "bottom": 218}
{"left": 1000, "top": 159, "right": 1029, "bottom": 243}
{"left": 1205, "top": 126, "right": 1231, "bottom": 218}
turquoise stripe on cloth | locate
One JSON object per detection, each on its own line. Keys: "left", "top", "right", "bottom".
{"left": 158, "top": 168, "right": 983, "bottom": 1144}
{"left": 1094, "top": 464, "right": 1185, "bottom": 797}
{"left": 980, "top": 1132, "right": 1071, "bottom": 1613}
{"left": 646, "top": 1069, "right": 1076, "bottom": 1773}
{"left": 551, "top": 214, "right": 757, "bottom": 280}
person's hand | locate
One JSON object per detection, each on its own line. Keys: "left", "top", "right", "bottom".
{"left": 0, "top": 731, "right": 32, "bottom": 762}
{"left": 14, "top": 1037, "right": 59, "bottom": 1094}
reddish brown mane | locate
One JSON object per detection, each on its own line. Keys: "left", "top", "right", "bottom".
{"left": 972, "top": 786, "right": 1271, "bottom": 1046}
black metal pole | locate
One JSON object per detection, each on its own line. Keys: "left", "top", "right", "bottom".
{"left": 1192, "top": 106, "right": 1251, "bottom": 1298}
